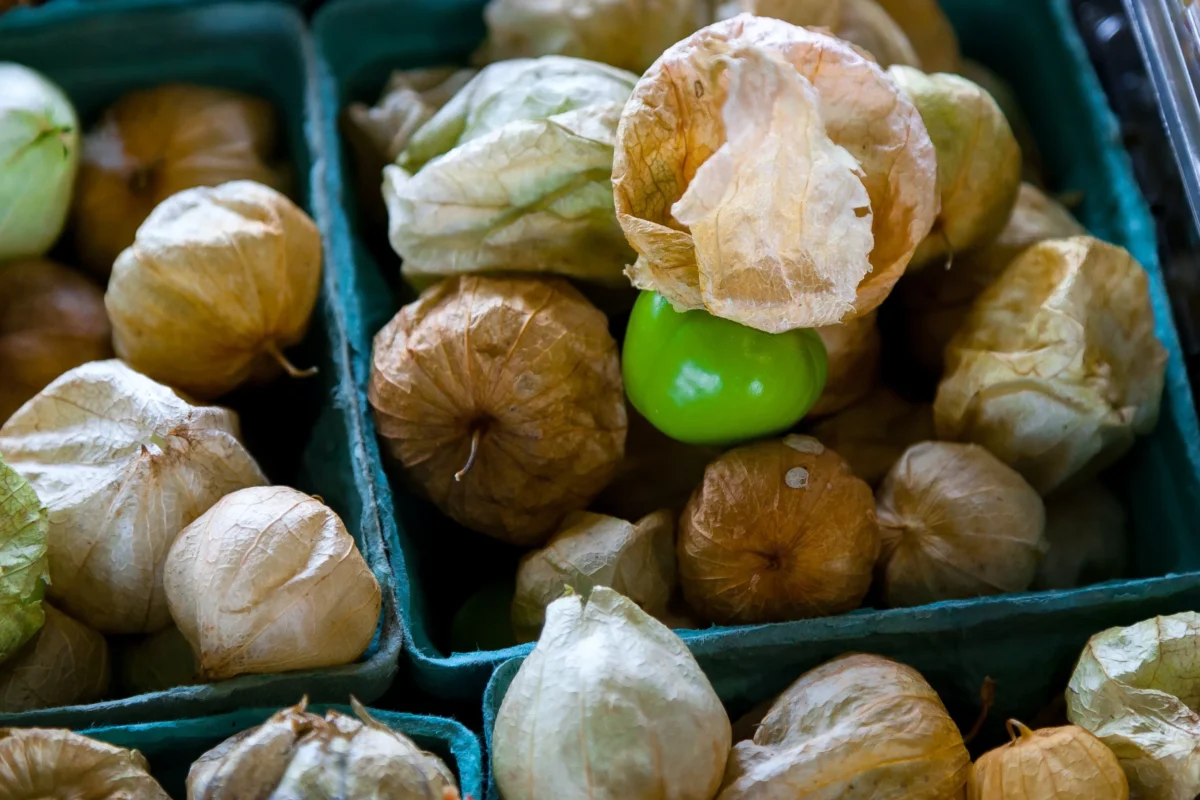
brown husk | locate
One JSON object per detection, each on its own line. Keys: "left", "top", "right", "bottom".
{"left": 967, "top": 720, "right": 1128, "bottom": 800}
{"left": 808, "top": 389, "right": 935, "bottom": 486}
{"left": 0, "top": 605, "right": 109, "bottom": 713}
{"left": 810, "top": 310, "right": 881, "bottom": 417}
{"left": 0, "top": 727, "right": 169, "bottom": 798}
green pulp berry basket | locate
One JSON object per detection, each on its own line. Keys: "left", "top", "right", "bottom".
{"left": 0, "top": 0, "right": 402, "bottom": 727}
{"left": 311, "top": 0, "right": 1200, "bottom": 701}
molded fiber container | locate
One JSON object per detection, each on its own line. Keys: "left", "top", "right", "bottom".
{"left": 81, "top": 704, "right": 484, "bottom": 799}
{"left": 312, "top": 0, "right": 1200, "bottom": 700}
{"left": 0, "top": 0, "right": 401, "bottom": 726}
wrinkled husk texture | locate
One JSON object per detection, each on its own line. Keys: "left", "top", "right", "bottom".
{"left": 0, "top": 727, "right": 169, "bottom": 799}
{"left": 0, "top": 457, "right": 48, "bottom": 666}
{"left": 809, "top": 389, "right": 935, "bottom": 487}
{"left": 613, "top": 15, "right": 938, "bottom": 332}
{"left": 512, "top": 509, "right": 676, "bottom": 642}
{"left": 164, "top": 486, "right": 381, "bottom": 681}
{"left": 1068, "top": 612, "right": 1200, "bottom": 800}
{"left": 730, "top": 0, "right": 920, "bottom": 68}
{"left": 968, "top": 720, "right": 1128, "bottom": 800}
{"left": 493, "top": 587, "right": 731, "bottom": 800}
{"left": 0, "top": 360, "right": 266, "bottom": 635}
{"left": 876, "top": 441, "right": 1046, "bottom": 608}
{"left": 720, "top": 653, "right": 970, "bottom": 798}
{"left": 934, "top": 236, "right": 1167, "bottom": 495}
{"left": 678, "top": 435, "right": 879, "bottom": 624}
{"left": 811, "top": 311, "right": 881, "bottom": 417}
{"left": 106, "top": 180, "right": 322, "bottom": 400}
{"left": 0, "top": 604, "right": 109, "bottom": 713}
{"left": 1035, "top": 482, "right": 1127, "bottom": 591}
{"left": 71, "top": 83, "right": 284, "bottom": 277}
{"left": 369, "top": 276, "right": 626, "bottom": 546}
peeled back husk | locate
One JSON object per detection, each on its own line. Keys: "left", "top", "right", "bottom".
{"left": 968, "top": 719, "right": 1128, "bottom": 800}
{"left": 0, "top": 360, "right": 267, "bottom": 634}
{"left": 512, "top": 509, "right": 676, "bottom": 642}
{"left": 810, "top": 310, "right": 882, "bottom": 417}
{"left": 808, "top": 389, "right": 935, "bottom": 486}
{"left": 0, "top": 727, "right": 169, "bottom": 799}
{"left": 493, "top": 587, "right": 731, "bottom": 800}
{"left": 613, "top": 15, "right": 938, "bottom": 332}
{"left": 105, "top": 180, "right": 323, "bottom": 400}
{"left": 934, "top": 237, "right": 1167, "bottom": 495}
{"left": 1035, "top": 482, "right": 1127, "bottom": 591}
{"left": 720, "top": 653, "right": 970, "bottom": 798}
{"left": 0, "top": 605, "right": 109, "bottom": 713}
{"left": 164, "top": 486, "right": 381, "bottom": 681}
{"left": 0, "top": 457, "right": 49, "bottom": 665}
{"left": 1067, "top": 611, "right": 1200, "bottom": 800}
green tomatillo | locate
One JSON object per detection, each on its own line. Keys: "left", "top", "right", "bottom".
{"left": 623, "top": 292, "right": 828, "bottom": 446}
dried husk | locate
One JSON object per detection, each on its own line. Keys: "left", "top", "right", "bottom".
{"left": 493, "top": 587, "right": 731, "bottom": 800}
{"left": 0, "top": 360, "right": 266, "bottom": 634}
{"left": 117, "top": 625, "right": 198, "bottom": 695}
{"left": 719, "top": 653, "right": 970, "bottom": 799}
{"left": 72, "top": 83, "right": 285, "bottom": 277}
{"left": 810, "top": 310, "right": 881, "bottom": 417}
{"left": 0, "top": 727, "right": 169, "bottom": 799}
{"left": 934, "top": 237, "right": 1167, "bottom": 495}
{"left": 889, "top": 66, "right": 1022, "bottom": 270}
{"left": 678, "top": 435, "right": 879, "bottom": 624}
{"left": 968, "top": 719, "right": 1128, "bottom": 800}
{"left": 512, "top": 509, "right": 676, "bottom": 642}
{"left": 0, "top": 457, "right": 48, "bottom": 666}
{"left": 876, "top": 442, "right": 1046, "bottom": 608}
{"left": 808, "top": 389, "right": 935, "bottom": 486}
{"left": 899, "top": 183, "right": 1086, "bottom": 373}
{"left": 164, "top": 486, "right": 381, "bottom": 681}
{"left": 106, "top": 180, "right": 322, "bottom": 400}
{"left": 475, "top": 0, "right": 711, "bottom": 74}
{"left": 0, "top": 259, "right": 113, "bottom": 424}
{"left": 730, "top": 0, "right": 920, "bottom": 68}
{"left": 0, "top": 605, "right": 109, "bottom": 713}
{"left": 368, "top": 276, "right": 627, "bottom": 546}
{"left": 876, "top": 0, "right": 960, "bottom": 72}
{"left": 957, "top": 60, "right": 1044, "bottom": 186}
{"left": 613, "top": 15, "right": 938, "bottom": 332}
{"left": 187, "top": 698, "right": 459, "bottom": 800}
{"left": 1034, "top": 482, "right": 1127, "bottom": 591}
{"left": 1067, "top": 611, "right": 1200, "bottom": 800}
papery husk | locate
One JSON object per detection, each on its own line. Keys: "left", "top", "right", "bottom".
{"left": 957, "top": 60, "right": 1044, "bottom": 186}
{"left": 810, "top": 310, "right": 881, "bottom": 417}
{"left": 0, "top": 605, "right": 109, "bottom": 713}
{"left": 493, "top": 587, "right": 731, "bottom": 800}
{"left": 876, "top": 441, "right": 1046, "bottom": 608}
{"left": 732, "top": 0, "right": 920, "bottom": 68}
{"left": 968, "top": 719, "right": 1128, "bottom": 800}
{"left": 475, "top": 0, "right": 711, "bottom": 74}
{"left": 808, "top": 389, "right": 935, "bottom": 486}
{"left": 0, "top": 456, "right": 48, "bottom": 666}
{"left": 678, "top": 435, "right": 879, "bottom": 624}
{"left": 613, "top": 15, "right": 938, "bottom": 332}
{"left": 0, "top": 360, "right": 266, "bottom": 634}
{"left": 72, "top": 83, "right": 285, "bottom": 277}
{"left": 368, "top": 276, "right": 626, "bottom": 546}
{"left": 164, "top": 486, "right": 381, "bottom": 681}
{"left": 117, "top": 625, "right": 198, "bottom": 695}
{"left": 719, "top": 653, "right": 970, "bottom": 799}
{"left": 188, "top": 698, "right": 459, "bottom": 800}
{"left": 0, "top": 727, "right": 169, "bottom": 799}
{"left": 934, "top": 237, "right": 1166, "bottom": 495}
{"left": 876, "top": 0, "right": 960, "bottom": 72}
{"left": 1067, "top": 611, "right": 1200, "bottom": 800}
{"left": 1034, "top": 482, "right": 1127, "bottom": 591}
{"left": 889, "top": 66, "right": 1022, "bottom": 270}
{"left": 512, "top": 509, "right": 676, "bottom": 642}
{"left": 106, "top": 180, "right": 322, "bottom": 400}
{"left": 899, "top": 183, "right": 1086, "bottom": 373}
{"left": 0, "top": 258, "right": 112, "bottom": 424}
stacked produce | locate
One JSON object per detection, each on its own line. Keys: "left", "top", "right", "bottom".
{"left": 0, "top": 66, "right": 381, "bottom": 714}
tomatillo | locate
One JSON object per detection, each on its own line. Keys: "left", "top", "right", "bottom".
{"left": 623, "top": 292, "right": 828, "bottom": 446}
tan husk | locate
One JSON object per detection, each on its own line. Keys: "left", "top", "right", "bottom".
{"left": 105, "top": 180, "right": 322, "bottom": 400}
{"left": 0, "top": 727, "right": 169, "bottom": 799}
{"left": 187, "top": 698, "right": 459, "bottom": 800}
{"left": 934, "top": 236, "right": 1167, "bottom": 494}
{"left": 678, "top": 435, "right": 879, "bottom": 624}
{"left": 719, "top": 653, "right": 970, "bottom": 798}
{"left": 0, "top": 258, "right": 112, "bottom": 424}
{"left": 1035, "top": 482, "right": 1127, "bottom": 591}
{"left": 0, "top": 605, "right": 109, "bottom": 713}
{"left": 810, "top": 310, "right": 881, "bottom": 417}
{"left": 368, "top": 276, "right": 627, "bottom": 546}
{"left": 72, "top": 83, "right": 285, "bottom": 277}
{"left": 968, "top": 719, "right": 1128, "bottom": 800}
{"left": 876, "top": 441, "right": 1046, "bottom": 608}
{"left": 876, "top": 0, "right": 960, "bottom": 72}
{"left": 0, "top": 360, "right": 267, "bottom": 634}
{"left": 512, "top": 509, "right": 676, "bottom": 642}
{"left": 613, "top": 15, "right": 938, "bottom": 332}
{"left": 809, "top": 389, "right": 935, "bottom": 486}
{"left": 733, "top": 0, "right": 920, "bottom": 68}
{"left": 164, "top": 486, "right": 381, "bottom": 681}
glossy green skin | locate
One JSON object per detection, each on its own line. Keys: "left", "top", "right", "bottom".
{"left": 623, "top": 292, "right": 828, "bottom": 446}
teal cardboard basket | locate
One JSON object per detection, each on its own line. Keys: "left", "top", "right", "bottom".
{"left": 312, "top": 0, "right": 1200, "bottom": 700}
{"left": 0, "top": 1, "right": 402, "bottom": 726}
{"left": 79, "top": 704, "right": 484, "bottom": 799}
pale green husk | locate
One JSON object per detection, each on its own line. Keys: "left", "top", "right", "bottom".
{"left": 0, "top": 457, "right": 49, "bottom": 666}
